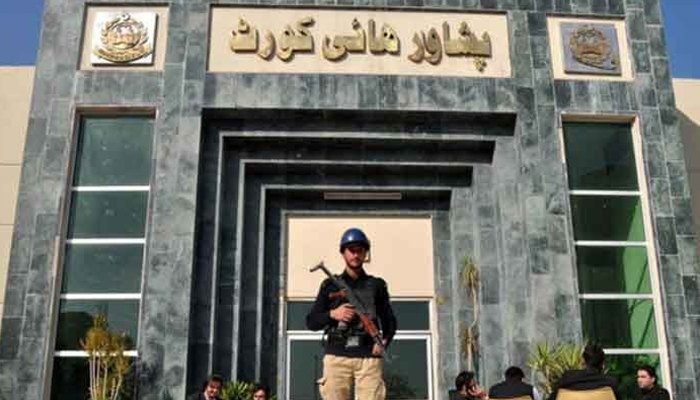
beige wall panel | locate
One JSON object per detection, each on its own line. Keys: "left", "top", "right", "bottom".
{"left": 209, "top": 7, "right": 511, "bottom": 77}
{"left": 80, "top": 6, "right": 169, "bottom": 71}
{"left": 547, "top": 17, "right": 633, "bottom": 82}
{"left": 0, "top": 225, "right": 13, "bottom": 309}
{"left": 287, "top": 216, "right": 434, "bottom": 298}
{"left": 0, "top": 67, "right": 32, "bottom": 335}
{"left": 0, "top": 167, "right": 21, "bottom": 226}
{"left": 674, "top": 79, "right": 700, "bottom": 124}
{"left": 0, "top": 67, "right": 34, "bottom": 164}
{"left": 674, "top": 79, "right": 700, "bottom": 242}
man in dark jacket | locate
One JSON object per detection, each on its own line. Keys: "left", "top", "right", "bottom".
{"left": 306, "top": 228, "right": 397, "bottom": 400}
{"left": 188, "top": 374, "right": 224, "bottom": 400}
{"left": 489, "top": 367, "right": 539, "bottom": 400}
{"left": 453, "top": 371, "right": 489, "bottom": 400}
{"left": 637, "top": 365, "right": 670, "bottom": 400}
{"left": 547, "top": 344, "right": 619, "bottom": 400}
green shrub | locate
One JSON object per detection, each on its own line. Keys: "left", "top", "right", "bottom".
{"left": 528, "top": 341, "right": 585, "bottom": 396}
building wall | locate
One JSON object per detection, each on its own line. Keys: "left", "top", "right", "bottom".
{"left": 0, "top": 67, "right": 34, "bottom": 336}
{"left": 1, "top": 1, "right": 700, "bottom": 400}
{"left": 674, "top": 79, "right": 700, "bottom": 251}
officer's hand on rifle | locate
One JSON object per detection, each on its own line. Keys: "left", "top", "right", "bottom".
{"left": 330, "top": 303, "right": 356, "bottom": 322}
{"left": 371, "top": 339, "right": 388, "bottom": 356}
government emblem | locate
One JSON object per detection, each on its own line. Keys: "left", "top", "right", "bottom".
{"left": 91, "top": 12, "right": 158, "bottom": 65}
{"left": 561, "top": 23, "right": 621, "bottom": 76}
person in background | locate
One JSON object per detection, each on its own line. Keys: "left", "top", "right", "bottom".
{"left": 547, "top": 344, "right": 619, "bottom": 400}
{"left": 489, "top": 366, "right": 540, "bottom": 400}
{"left": 252, "top": 384, "right": 270, "bottom": 400}
{"left": 189, "top": 374, "right": 224, "bottom": 400}
{"left": 636, "top": 365, "right": 670, "bottom": 400}
{"left": 455, "top": 371, "right": 489, "bottom": 400}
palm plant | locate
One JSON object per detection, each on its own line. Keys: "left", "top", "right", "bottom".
{"left": 221, "top": 381, "right": 255, "bottom": 400}
{"left": 528, "top": 341, "right": 585, "bottom": 396}
{"left": 461, "top": 256, "right": 481, "bottom": 371}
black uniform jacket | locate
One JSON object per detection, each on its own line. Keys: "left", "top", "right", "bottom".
{"left": 639, "top": 385, "right": 670, "bottom": 400}
{"left": 187, "top": 393, "right": 222, "bottom": 400}
{"left": 489, "top": 380, "right": 535, "bottom": 399}
{"left": 306, "top": 268, "right": 397, "bottom": 358}
{"left": 547, "top": 368, "right": 619, "bottom": 400}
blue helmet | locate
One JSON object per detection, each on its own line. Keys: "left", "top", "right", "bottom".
{"left": 339, "top": 228, "right": 371, "bottom": 252}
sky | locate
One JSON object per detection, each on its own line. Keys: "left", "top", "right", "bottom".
{"left": 0, "top": 0, "right": 697, "bottom": 78}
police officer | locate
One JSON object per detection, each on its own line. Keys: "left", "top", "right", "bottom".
{"left": 306, "top": 228, "right": 397, "bottom": 400}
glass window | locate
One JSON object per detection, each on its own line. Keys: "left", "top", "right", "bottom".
{"left": 55, "top": 300, "right": 139, "bottom": 351}
{"left": 563, "top": 123, "right": 638, "bottom": 191}
{"left": 53, "top": 115, "right": 153, "bottom": 400}
{"left": 67, "top": 191, "right": 148, "bottom": 238}
{"left": 576, "top": 247, "right": 651, "bottom": 294}
{"left": 580, "top": 299, "right": 658, "bottom": 349}
{"left": 391, "top": 302, "right": 430, "bottom": 331}
{"left": 289, "top": 340, "right": 326, "bottom": 400}
{"left": 73, "top": 117, "right": 154, "bottom": 186}
{"left": 384, "top": 339, "right": 430, "bottom": 400}
{"left": 287, "top": 301, "right": 314, "bottom": 331}
{"left": 61, "top": 244, "right": 144, "bottom": 293}
{"left": 51, "top": 357, "right": 90, "bottom": 400}
{"left": 570, "top": 196, "right": 645, "bottom": 241}
{"left": 564, "top": 122, "right": 667, "bottom": 397}
{"left": 605, "top": 354, "right": 660, "bottom": 400}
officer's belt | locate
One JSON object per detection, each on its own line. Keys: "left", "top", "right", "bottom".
{"left": 327, "top": 333, "right": 375, "bottom": 347}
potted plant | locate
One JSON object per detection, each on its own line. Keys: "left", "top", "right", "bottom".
{"left": 221, "top": 381, "right": 255, "bottom": 400}
{"left": 461, "top": 256, "right": 481, "bottom": 372}
{"left": 80, "top": 315, "right": 132, "bottom": 400}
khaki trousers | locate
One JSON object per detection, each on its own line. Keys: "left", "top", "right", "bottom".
{"left": 318, "top": 355, "right": 386, "bottom": 400}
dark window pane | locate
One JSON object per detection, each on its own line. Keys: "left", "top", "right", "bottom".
{"left": 571, "top": 196, "right": 645, "bottom": 241}
{"left": 51, "top": 357, "right": 90, "bottom": 400}
{"left": 74, "top": 117, "right": 154, "bottom": 186}
{"left": 55, "top": 300, "right": 139, "bottom": 350}
{"left": 67, "top": 192, "right": 148, "bottom": 238}
{"left": 288, "top": 339, "right": 430, "bottom": 400}
{"left": 581, "top": 299, "right": 658, "bottom": 349}
{"left": 576, "top": 247, "right": 651, "bottom": 294}
{"left": 288, "top": 301, "right": 314, "bottom": 330}
{"left": 391, "top": 301, "right": 430, "bottom": 331}
{"left": 61, "top": 244, "right": 144, "bottom": 293}
{"left": 51, "top": 357, "right": 135, "bottom": 400}
{"left": 605, "top": 354, "right": 660, "bottom": 400}
{"left": 563, "top": 123, "right": 638, "bottom": 190}
{"left": 289, "top": 340, "right": 325, "bottom": 400}
{"left": 384, "top": 339, "right": 430, "bottom": 400}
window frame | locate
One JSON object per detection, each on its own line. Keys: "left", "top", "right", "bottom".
{"left": 559, "top": 114, "right": 672, "bottom": 393}
{"left": 48, "top": 112, "right": 156, "bottom": 400}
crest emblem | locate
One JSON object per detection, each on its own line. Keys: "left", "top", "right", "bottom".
{"left": 561, "top": 23, "right": 621, "bottom": 76}
{"left": 92, "top": 13, "right": 157, "bottom": 65}
{"left": 569, "top": 25, "right": 616, "bottom": 70}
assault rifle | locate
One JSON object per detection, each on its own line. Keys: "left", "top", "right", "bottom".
{"left": 310, "top": 262, "right": 385, "bottom": 354}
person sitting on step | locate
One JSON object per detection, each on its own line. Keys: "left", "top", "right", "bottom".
{"left": 489, "top": 366, "right": 541, "bottom": 400}
{"left": 547, "top": 344, "right": 619, "bottom": 400}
